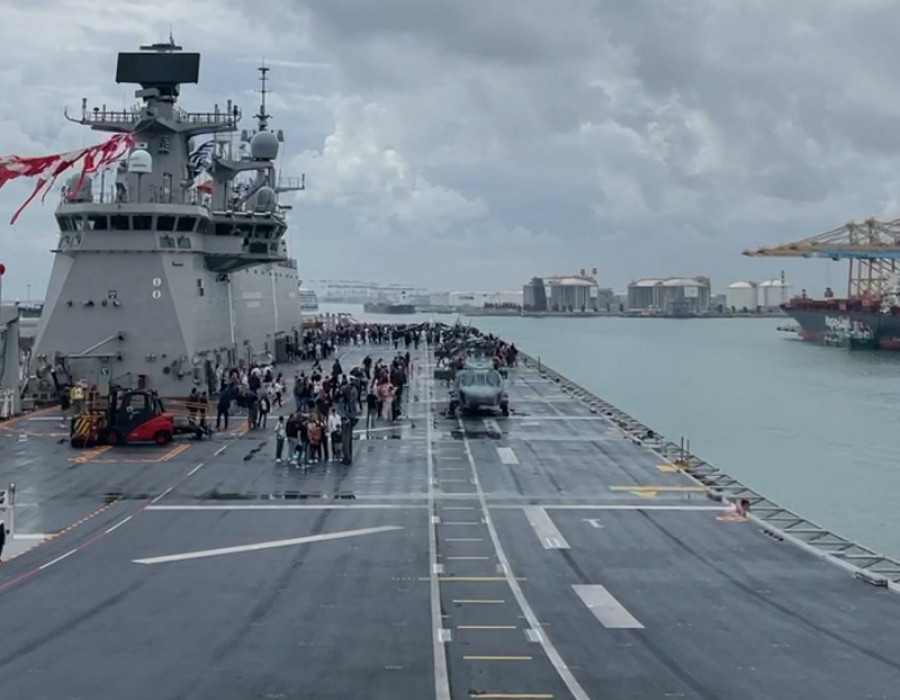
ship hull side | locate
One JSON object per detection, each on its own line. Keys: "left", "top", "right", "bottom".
{"left": 783, "top": 306, "right": 900, "bottom": 349}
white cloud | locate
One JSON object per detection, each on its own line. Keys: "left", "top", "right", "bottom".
{"left": 2, "top": 0, "right": 900, "bottom": 297}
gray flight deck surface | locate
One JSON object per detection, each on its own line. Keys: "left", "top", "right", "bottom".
{"left": 1, "top": 345, "right": 899, "bottom": 700}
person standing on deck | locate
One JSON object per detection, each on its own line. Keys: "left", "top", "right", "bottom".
{"left": 258, "top": 393, "right": 270, "bottom": 429}
{"left": 274, "top": 416, "right": 286, "bottom": 463}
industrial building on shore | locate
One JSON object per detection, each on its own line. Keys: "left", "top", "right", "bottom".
{"left": 725, "top": 278, "right": 790, "bottom": 312}
{"left": 627, "top": 276, "right": 712, "bottom": 315}
{"left": 523, "top": 270, "right": 614, "bottom": 312}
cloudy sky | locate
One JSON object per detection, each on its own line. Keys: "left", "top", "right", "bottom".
{"left": 1, "top": 0, "right": 896, "bottom": 299}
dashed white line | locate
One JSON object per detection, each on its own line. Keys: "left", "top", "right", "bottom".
{"left": 150, "top": 487, "right": 173, "bottom": 505}
{"left": 187, "top": 462, "right": 205, "bottom": 476}
{"left": 104, "top": 515, "right": 133, "bottom": 534}
{"left": 39, "top": 548, "right": 77, "bottom": 570}
{"left": 459, "top": 418, "right": 591, "bottom": 700}
{"left": 214, "top": 444, "right": 229, "bottom": 456}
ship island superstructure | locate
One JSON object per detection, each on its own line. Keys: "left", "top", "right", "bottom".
{"left": 30, "top": 41, "right": 305, "bottom": 396}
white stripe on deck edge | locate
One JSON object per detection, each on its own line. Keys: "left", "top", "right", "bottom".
{"left": 496, "top": 446, "right": 519, "bottom": 465}
{"left": 523, "top": 506, "right": 570, "bottom": 549}
{"left": 525, "top": 629, "right": 542, "bottom": 643}
{"left": 573, "top": 584, "right": 644, "bottom": 629}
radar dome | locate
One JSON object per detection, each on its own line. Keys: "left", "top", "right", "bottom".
{"left": 127, "top": 148, "right": 153, "bottom": 174}
{"left": 253, "top": 186, "right": 277, "bottom": 213}
{"left": 250, "top": 131, "right": 279, "bottom": 161}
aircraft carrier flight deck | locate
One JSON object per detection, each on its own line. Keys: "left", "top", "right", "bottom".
{"left": 0, "top": 344, "right": 899, "bottom": 700}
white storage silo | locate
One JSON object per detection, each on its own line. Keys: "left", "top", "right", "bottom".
{"left": 726, "top": 281, "right": 757, "bottom": 311}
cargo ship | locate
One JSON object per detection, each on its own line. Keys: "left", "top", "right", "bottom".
{"left": 781, "top": 291, "right": 900, "bottom": 350}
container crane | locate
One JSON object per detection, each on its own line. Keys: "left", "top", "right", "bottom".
{"left": 743, "top": 218, "right": 900, "bottom": 299}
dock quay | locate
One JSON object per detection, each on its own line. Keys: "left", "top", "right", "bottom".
{"left": 0, "top": 337, "right": 899, "bottom": 698}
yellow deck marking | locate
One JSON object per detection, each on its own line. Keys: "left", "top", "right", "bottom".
{"left": 453, "top": 599, "right": 505, "bottom": 604}
{"left": 157, "top": 442, "right": 191, "bottom": 462}
{"left": 716, "top": 514, "right": 748, "bottom": 522}
{"left": 464, "top": 656, "right": 532, "bottom": 661}
{"left": 656, "top": 463, "right": 682, "bottom": 473}
{"left": 610, "top": 485, "right": 707, "bottom": 492}
{"left": 458, "top": 625, "right": 517, "bottom": 630}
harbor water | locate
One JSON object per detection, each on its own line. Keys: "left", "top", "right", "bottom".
{"left": 330, "top": 304, "right": 900, "bottom": 560}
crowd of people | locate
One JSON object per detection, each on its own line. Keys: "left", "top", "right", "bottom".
{"left": 208, "top": 321, "right": 431, "bottom": 466}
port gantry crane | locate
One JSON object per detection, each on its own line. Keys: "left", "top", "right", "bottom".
{"left": 743, "top": 217, "right": 900, "bottom": 299}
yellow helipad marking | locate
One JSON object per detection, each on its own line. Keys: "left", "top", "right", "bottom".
{"left": 464, "top": 655, "right": 532, "bottom": 661}
{"left": 70, "top": 445, "right": 112, "bottom": 463}
{"left": 610, "top": 485, "right": 707, "bottom": 492}
{"left": 453, "top": 599, "right": 505, "bottom": 604}
{"left": 656, "top": 463, "right": 683, "bottom": 473}
{"left": 610, "top": 485, "right": 706, "bottom": 498}
{"left": 458, "top": 625, "right": 517, "bottom": 630}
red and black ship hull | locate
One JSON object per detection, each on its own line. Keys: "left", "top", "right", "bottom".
{"left": 782, "top": 298, "right": 900, "bottom": 350}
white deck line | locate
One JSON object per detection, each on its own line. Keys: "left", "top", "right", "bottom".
{"left": 573, "top": 584, "right": 644, "bottom": 629}
{"left": 425, "top": 351, "right": 452, "bottom": 700}
{"left": 523, "top": 506, "right": 570, "bottom": 549}
{"left": 459, "top": 418, "right": 591, "bottom": 700}
{"left": 496, "top": 446, "right": 519, "bottom": 465}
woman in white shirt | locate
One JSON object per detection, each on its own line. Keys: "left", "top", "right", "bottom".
{"left": 327, "top": 407, "right": 343, "bottom": 462}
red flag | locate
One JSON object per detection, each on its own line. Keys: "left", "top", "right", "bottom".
{"left": 0, "top": 133, "right": 134, "bottom": 224}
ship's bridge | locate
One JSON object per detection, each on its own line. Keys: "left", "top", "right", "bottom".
{"left": 53, "top": 201, "right": 288, "bottom": 272}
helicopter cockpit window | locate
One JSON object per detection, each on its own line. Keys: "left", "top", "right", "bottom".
{"left": 458, "top": 371, "right": 476, "bottom": 387}
{"left": 485, "top": 372, "right": 501, "bottom": 387}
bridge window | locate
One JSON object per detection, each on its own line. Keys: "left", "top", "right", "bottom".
{"left": 159, "top": 235, "right": 175, "bottom": 248}
{"left": 110, "top": 215, "right": 130, "bottom": 231}
{"left": 86, "top": 214, "right": 108, "bottom": 230}
{"left": 157, "top": 215, "right": 176, "bottom": 232}
{"left": 177, "top": 236, "right": 192, "bottom": 249}
{"left": 215, "top": 223, "right": 232, "bottom": 236}
{"left": 57, "top": 216, "right": 73, "bottom": 232}
{"left": 133, "top": 215, "right": 153, "bottom": 230}
{"left": 197, "top": 219, "right": 212, "bottom": 236}
{"left": 176, "top": 217, "right": 196, "bottom": 233}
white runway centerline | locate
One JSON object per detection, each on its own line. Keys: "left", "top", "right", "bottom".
{"left": 523, "top": 506, "right": 570, "bottom": 549}
{"left": 133, "top": 526, "right": 402, "bottom": 565}
{"left": 573, "top": 584, "right": 644, "bottom": 629}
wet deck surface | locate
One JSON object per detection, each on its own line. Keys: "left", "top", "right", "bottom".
{"left": 1, "top": 345, "right": 899, "bottom": 699}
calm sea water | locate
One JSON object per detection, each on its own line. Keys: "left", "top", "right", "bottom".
{"left": 325, "top": 304, "right": 900, "bottom": 559}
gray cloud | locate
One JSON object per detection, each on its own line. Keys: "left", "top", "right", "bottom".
{"left": 1, "top": 0, "right": 898, "bottom": 300}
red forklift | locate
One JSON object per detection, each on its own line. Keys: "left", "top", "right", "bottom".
{"left": 70, "top": 386, "right": 176, "bottom": 448}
